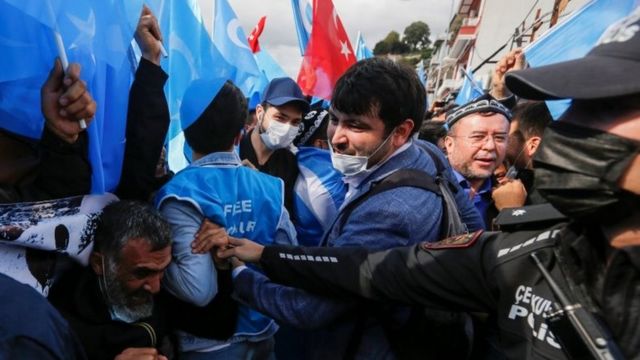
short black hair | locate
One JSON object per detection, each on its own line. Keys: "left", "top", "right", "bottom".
{"left": 94, "top": 201, "right": 171, "bottom": 262}
{"left": 418, "top": 121, "right": 447, "bottom": 146}
{"left": 331, "top": 58, "right": 426, "bottom": 135}
{"left": 511, "top": 101, "right": 552, "bottom": 139}
{"left": 184, "top": 81, "right": 247, "bottom": 154}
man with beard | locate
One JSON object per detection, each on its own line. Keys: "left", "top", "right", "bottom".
{"left": 219, "top": 8, "right": 640, "bottom": 359}
{"left": 443, "top": 94, "right": 512, "bottom": 227}
{"left": 48, "top": 201, "right": 173, "bottom": 360}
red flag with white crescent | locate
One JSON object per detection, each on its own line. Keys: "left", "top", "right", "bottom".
{"left": 247, "top": 16, "right": 266, "bottom": 53}
{"left": 296, "top": 0, "right": 356, "bottom": 100}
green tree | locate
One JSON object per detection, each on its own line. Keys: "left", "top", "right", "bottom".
{"left": 403, "top": 21, "right": 431, "bottom": 51}
{"left": 373, "top": 31, "right": 410, "bottom": 55}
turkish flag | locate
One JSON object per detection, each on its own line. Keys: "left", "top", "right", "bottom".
{"left": 247, "top": 16, "right": 266, "bottom": 53}
{"left": 297, "top": 0, "right": 356, "bottom": 100}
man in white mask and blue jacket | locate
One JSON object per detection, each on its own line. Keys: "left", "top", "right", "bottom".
{"left": 229, "top": 58, "right": 484, "bottom": 359}
{"left": 239, "top": 77, "right": 310, "bottom": 219}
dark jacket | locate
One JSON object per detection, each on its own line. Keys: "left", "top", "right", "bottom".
{"left": 239, "top": 130, "right": 299, "bottom": 218}
{"left": 0, "top": 127, "right": 90, "bottom": 203}
{"left": 0, "top": 273, "right": 85, "bottom": 360}
{"left": 256, "top": 221, "right": 639, "bottom": 359}
{"left": 48, "top": 266, "right": 171, "bottom": 360}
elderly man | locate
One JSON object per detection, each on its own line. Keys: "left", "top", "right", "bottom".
{"left": 48, "top": 201, "right": 172, "bottom": 360}
{"left": 220, "top": 8, "right": 640, "bottom": 359}
{"left": 443, "top": 95, "right": 512, "bottom": 227}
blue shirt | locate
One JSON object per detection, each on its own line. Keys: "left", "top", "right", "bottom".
{"left": 156, "top": 151, "right": 297, "bottom": 353}
{"left": 453, "top": 170, "right": 493, "bottom": 229}
{"left": 233, "top": 140, "right": 483, "bottom": 359}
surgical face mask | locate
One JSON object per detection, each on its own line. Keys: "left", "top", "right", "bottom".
{"left": 259, "top": 114, "right": 299, "bottom": 150}
{"left": 533, "top": 121, "right": 640, "bottom": 220}
{"left": 329, "top": 131, "right": 394, "bottom": 177}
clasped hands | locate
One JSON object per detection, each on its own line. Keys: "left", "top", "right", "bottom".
{"left": 190, "top": 219, "right": 265, "bottom": 268}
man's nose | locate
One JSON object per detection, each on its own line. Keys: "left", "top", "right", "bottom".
{"left": 331, "top": 125, "right": 348, "bottom": 152}
{"left": 143, "top": 273, "right": 162, "bottom": 294}
{"left": 482, "top": 135, "right": 497, "bottom": 151}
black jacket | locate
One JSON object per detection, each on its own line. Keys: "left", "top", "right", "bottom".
{"left": 257, "top": 222, "right": 639, "bottom": 359}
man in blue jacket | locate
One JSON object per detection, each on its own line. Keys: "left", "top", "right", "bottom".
{"left": 155, "top": 80, "right": 297, "bottom": 359}
{"left": 230, "top": 58, "right": 483, "bottom": 359}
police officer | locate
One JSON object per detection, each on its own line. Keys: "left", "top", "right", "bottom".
{"left": 219, "top": 9, "right": 640, "bottom": 359}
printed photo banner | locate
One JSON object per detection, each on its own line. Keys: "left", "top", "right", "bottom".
{"left": 0, "top": 193, "right": 117, "bottom": 295}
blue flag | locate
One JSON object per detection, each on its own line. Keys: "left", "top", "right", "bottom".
{"left": 213, "top": 0, "right": 263, "bottom": 98}
{"left": 455, "top": 68, "right": 484, "bottom": 105}
{"left": 142, "top": 0, "right": 233, "bottom": 172}
{"left": 524, "top": 0, "right": 639, "bottom": 118}
{"left": 355, "top": 31, "right": 374, "bottom": 60}
{"left": 416, "top": 60, "right": 427, "bottom": 87}
{"left": 291, "top": 0, "right": 313, "bottom": 56}
{"left": 0, "top": 0, "right": 143, "bottom": 193}
{"left": 250, "top": 48, "right": 288, "bottom": 109}
{"left": 294, "top": 147, "right": 346, "bottom": 246}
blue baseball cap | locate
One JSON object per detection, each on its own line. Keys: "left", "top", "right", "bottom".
{"left": 261, "top": 77, "right": 310, "bottom": 112}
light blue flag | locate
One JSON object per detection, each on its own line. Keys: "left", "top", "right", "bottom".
{"left": 294, "top": 147, "right": 346, "bottom": 246}
{"left": 524, "top": 0, "right": 639, "bottom": 118}
{"left": 416, "top": 60, "right": 427, "bottom": 87}
{"left": 213, "top": 0, "right": 262, "bottom": 98}
{"left": 250, "top": 48, "right": 288, "bottom": 109}
{"left": 142, "top": 0, "right": 234, "bottom": 172}
{"left": 291, "top": 0, "right": 313, "bottom": 56}
{"left": 355, "top": 31, "right": 374, "bottom": 60}
{"left": 0, "top": 0, "right": 143, "bottom": 193}
{"left": 455, "top": 68, "right": 484, "bottom": 105}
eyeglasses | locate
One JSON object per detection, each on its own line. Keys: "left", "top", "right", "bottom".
{"left": 449, "top": 133, "right": 508, "bottom": 146}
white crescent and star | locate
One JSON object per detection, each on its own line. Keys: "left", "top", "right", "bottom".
{"left": 66, "top": 9, "right": 96, "bottom": 50}
{"left": 227, "top": 18, "right": 250, "bottom": 50}
{"left": 339, "top": 40, "right": 352, "bottom": 60}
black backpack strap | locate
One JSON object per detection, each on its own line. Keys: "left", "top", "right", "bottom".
{"left": 336, "top": 168, "right": 441, "bottom": 234}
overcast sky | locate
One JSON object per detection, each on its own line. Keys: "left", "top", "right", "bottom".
{"left": 198, "top": 0, "right": 459, "bottom": 78}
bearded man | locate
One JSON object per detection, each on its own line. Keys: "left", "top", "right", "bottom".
{"left": 48, "top": 201, "right": 173, "bottom": 360}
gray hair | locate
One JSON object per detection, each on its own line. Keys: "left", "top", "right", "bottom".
{"left": 93, "top": 200, "right": 171, "bottom": 262}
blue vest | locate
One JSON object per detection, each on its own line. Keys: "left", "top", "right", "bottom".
{"left": 294, "top": 147, "right": 346, "bottom": 246}
{"left": 156, "top": 163, "right": 283, "bottom": 336}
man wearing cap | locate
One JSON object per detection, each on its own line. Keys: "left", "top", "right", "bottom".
{"left": 239, "top": 77, "right": 310, "bottom": 218}
{"left": 219, "top": 8, "right": 640, "bottom": 359}
{"left": 155, "top": 81, "right": 297, "bottom": 359}
{"left": 443, "top": 94, "right": 512, "bottom": 228}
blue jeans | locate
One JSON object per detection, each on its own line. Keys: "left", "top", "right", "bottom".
{"left": 180, "top": 338, "right": 276, "bottom": 360}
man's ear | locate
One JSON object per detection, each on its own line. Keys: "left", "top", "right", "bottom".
{"left": 90, "top": 252, "right": 104, "bottom": 275}
{"left": 443, "top": 134, "right": 455, "bottom": 155}
{"left": 233, "top": 131, "right": 243, "bottom": 146}
{"left": 393, "top": 119, "right": 415, "bottom": 146}
{"left": 526, "top": 136, "right": 541, "bottom": 157}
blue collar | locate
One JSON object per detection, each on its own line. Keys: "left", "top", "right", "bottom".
{"left": 190, "top": 151, "right": 242, "bottom": 167}
{"left": 453, "top": 170, "right": 492, "bottom": 195}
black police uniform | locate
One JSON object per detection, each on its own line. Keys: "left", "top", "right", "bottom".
{"left": 256, "top": 216, "right": 639, "bottom": 359}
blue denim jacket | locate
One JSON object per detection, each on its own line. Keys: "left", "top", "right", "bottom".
{"left": 233, "top": 140, "right": 482, "bottom": 359}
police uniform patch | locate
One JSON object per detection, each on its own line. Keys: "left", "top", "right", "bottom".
{"left": 421, "top": 230, "right": 483, "bottom": 250}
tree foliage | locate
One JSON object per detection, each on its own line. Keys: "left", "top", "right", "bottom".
{"left": 373, "top": 30, "right": 410, "bottom": 55}
{"left": 403, "top": 21, "right": 431, "bottom": 51}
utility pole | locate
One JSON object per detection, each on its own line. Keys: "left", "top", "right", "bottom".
{"left": 550, "top": 0, "right": 570, "bottom": 27}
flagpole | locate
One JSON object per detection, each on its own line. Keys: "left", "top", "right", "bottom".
{"left": 45, "top": 1, "right": 87, "bottom": 129}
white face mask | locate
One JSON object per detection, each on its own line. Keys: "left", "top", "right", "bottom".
{"left": 329, "top": 132, "right": 394, "bottom": 177}
{"left": 259, "top": 115, "right": 300, "bottom": 150}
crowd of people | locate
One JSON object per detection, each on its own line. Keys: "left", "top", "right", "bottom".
{"left": 0, "top": 6, "right": 639, "bottom": 360}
